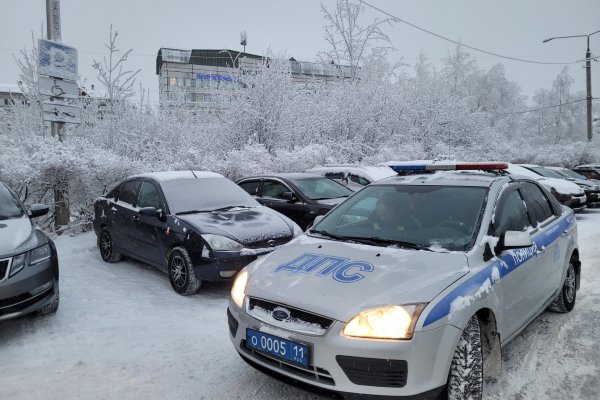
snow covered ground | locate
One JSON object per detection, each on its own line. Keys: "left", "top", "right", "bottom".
{"left": 1, "top": 210, "right": 599, "bottom": 400}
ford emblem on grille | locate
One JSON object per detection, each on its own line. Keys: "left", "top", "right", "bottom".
{"left": 272, "top": 307, "right": 291, "bottom": 321}
{"left": 267, "top": 239, "right": 276, "bottom": 247}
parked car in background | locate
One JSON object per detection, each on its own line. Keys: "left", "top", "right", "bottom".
{"left": 0, "top": 182, "right": 59, "bottom": 321}
{"left": 305, "top": 164, "right": 396, "bottom": 191}
{"left": 236, "top": 173, "right": 353, "bottom": 230}
{"left": 228, "top": 162, "right": 580, "bottom": 399}
{"left": 93, "top": 171, "right": 302, "bottom": 296}
{"left": 547, "top": 166, "right": 600, "bottom": 208}
{"left": 573, "top": 164, "right": 600, "bottom": 181}
{"left": 505, "top": 164, "right": 587, "bottom": 210}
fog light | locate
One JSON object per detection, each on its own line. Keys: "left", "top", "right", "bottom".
{"left": 30, "top": 281, "right": 53, "bottom": 296}
{"left": 219, "top": 270, "right": 237, "bottom": 278}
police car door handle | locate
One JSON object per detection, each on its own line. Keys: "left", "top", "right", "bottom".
{"left": 536, "top": 247, "right": 546, "bottom": 256}
{"left": 561, "top": 230, "right": 568, "bottom": 237}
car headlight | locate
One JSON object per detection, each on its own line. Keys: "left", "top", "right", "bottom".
{"left": 292, "top": 223, "right": 303, "bottom": 237}
{"left": 9, "top": 253, "right": 27, "bottom": 277}
{"left": 231, "top": 268, "right": 248, "bottom": 308}
{"left": 30, "top": 244, "right": 51, "bottom": 265}
{"left": 202, "top": 234, "right": 244, "bottom": 251}
{"left": 342, "top": 304, "right": 426, "bottom": 340}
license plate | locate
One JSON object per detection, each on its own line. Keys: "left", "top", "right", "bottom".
{"left": 246, "top": 328, "right": 310, "bottom": 367}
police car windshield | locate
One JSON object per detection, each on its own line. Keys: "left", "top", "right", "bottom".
{"left": 162, "top": 178, "right": 259, "bottom": 214}
{"left": 311, "top": 184, "right": 488, "bottom": 252}
{"left": 290, "top": 177, "right": 353, "bottom": 200}
{"left": 0, "top": 184, "right": 24, "bottom": 220}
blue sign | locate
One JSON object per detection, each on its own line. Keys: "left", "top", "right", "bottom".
{"left": 195, "top": 73, "right": 237, "bottom": 82}
{"left": 38, "top": 39, "right": 78, "bottom": 81}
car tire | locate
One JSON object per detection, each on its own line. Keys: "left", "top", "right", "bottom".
{"left": 99, "top": 227, "right": 122, "bottom": 263}
{"left": 548, "top": 261, "right": 577, "bottom": 313}
{"left": 445, "top": 315, "right": 483, "bottom": 400}
{"left": 167, "top": 246, "right": 202, "bottom": 296}
{"left": 37, "top": 288, "right": 60, "bottom": 315}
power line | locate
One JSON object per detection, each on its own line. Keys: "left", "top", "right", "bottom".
{"left": 359, "top": 0, "right": 583, "bottom": 65}
{"left": 495, "top": 98, "right": 588, "bottom": 116}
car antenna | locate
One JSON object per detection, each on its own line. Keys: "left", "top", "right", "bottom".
{"left": 182, "top": 160, "right": 198, "bottom": 178}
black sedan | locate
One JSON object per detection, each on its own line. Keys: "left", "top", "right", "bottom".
{"left": 93, "top": 171, "right": 301, "bottom": 295}
{"left": 235, "top": 173, "right": 353, "bottom": 229}
{"left": 0, "top": 182, "right": 59, "bottom": 321}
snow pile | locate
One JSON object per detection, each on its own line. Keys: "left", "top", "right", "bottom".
{"left": 249, "top": 305, "right": 326, "bottom": 336}
{"left": 449, "top": 278, "right": 493, "bottom": 315}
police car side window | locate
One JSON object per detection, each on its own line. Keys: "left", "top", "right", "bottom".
{"left": 494, "top": 190, "right": 531, "bottom": 236}
{"left": 521, "top": 182, "right": 554, "bottom": 227}
{"left": 118, "top": 180, "right": 140, "bottom": 206}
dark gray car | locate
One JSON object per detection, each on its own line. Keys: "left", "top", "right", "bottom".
{"left": 0, "top": 182, "right": 59, "bottom": 321}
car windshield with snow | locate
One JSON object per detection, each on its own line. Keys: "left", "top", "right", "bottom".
{"left": 92, "top": 171, "right": 303, "bottom": 295}
{"left": 227, "top": 163, "right": 580, "bottom": 399}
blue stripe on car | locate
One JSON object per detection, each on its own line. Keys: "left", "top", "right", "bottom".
{"left": 422, "top": 212, "right": 576, "bottom": 327}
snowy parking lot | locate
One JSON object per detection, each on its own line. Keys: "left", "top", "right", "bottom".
{"left": 1, "top": 210, "right": 599, "bottom": 400}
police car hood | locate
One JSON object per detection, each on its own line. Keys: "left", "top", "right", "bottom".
{"left": 245, "top": 235, "right": 469, "bottom": 322}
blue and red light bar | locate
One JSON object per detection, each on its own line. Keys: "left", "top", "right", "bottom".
{"left": 390, "top": 162, "right": 508, "bottom": 172}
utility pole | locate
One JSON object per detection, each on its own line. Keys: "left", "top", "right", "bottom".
{"left": 544, "top": 30, "right": 600, "bottom": 141}
{"left": 46, "top": 0, "right": 65, "bottom": 142}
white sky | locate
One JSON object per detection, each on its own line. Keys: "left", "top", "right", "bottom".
{"left": 1, "top": 0, "right": 599, "bottom": 106}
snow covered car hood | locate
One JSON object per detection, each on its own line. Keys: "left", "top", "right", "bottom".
{"left": 0, "top": 216, "right": 34, "bottom": 256}
{"left": 176, "top": 206, "right": 293, "bottom": 245}
{"left": 245, "top": 234, "right": 469, "bottom": 322}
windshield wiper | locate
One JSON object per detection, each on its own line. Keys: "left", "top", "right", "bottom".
{"left": 308, "top": 229, "right": 343, "bottom": 240}
{"left": 341, "top": 236, "right": 433, "bottom": 251}
{"left": 211, "top": 205, "right": 252, "bottom": 212}
{"left": 176, "top": 210, "right": 210, "bottom": 215}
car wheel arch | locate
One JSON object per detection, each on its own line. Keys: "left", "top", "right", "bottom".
{"left": 475, "top": 308, "right": 502, "bottom": 380}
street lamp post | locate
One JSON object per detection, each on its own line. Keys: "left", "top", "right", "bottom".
{"left": 543, "top": 30, "right": 600, "bottom": 141}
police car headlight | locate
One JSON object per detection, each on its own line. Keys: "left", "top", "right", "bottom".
{"left": 342, "top": 304, "right": 426, "bottom": 340}
{"left": 292, "top": 223, "right": 303, "bottom": 237}
{"left": 202, "top": 234, "right": 244, "bottom": 251}
{"left": 231, "top": 268, "right": 248, "bottom": 308}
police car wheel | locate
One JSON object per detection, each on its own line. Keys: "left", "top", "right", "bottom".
{"left": 548, "top": 261, "right": 576, "bottom": 313}
{"left": 167, "top": 247, "right": 202, "bottom": 296}
{"left": 446, "top": 315, "right": 483, "bottom": 400}
{"left": 99, "top": 227, "right": 122, "bottom": 263}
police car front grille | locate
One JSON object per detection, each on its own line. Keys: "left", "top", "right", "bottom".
{"left": 336, "top": 356, "right": 408, "bottom": 388}
{"left": 248, "top": 298, "right": 334, "bottom": 331}
{"left": 244, "top": 235, "right": 293, "bottom": 250}
{"left": 240, "top": 340, "right": 335, "bottom": 386}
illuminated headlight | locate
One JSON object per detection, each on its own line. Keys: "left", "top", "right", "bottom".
{"left": 292, "top": 223, "right": 304, "bottom": 237}
{"left": 202, "top": 234, "right": 244, "bottom": 251}
{"left": 9, "top": 253, "right": 27, "bottom": 277}
{"left": 342, "top": 304, "right": 426, "bottom": 340}
{"left": 30, "top": 244, "right": 51, "bottom": 265}
{"left": 231, "top": 268, "right": 248, "bottom": 308}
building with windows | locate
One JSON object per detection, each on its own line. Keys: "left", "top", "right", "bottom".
{"left": 0, "top": 84, "right": 27, "bottom": 108}
{"left": 155, "top": 48, "right": 353, "bottom": 110}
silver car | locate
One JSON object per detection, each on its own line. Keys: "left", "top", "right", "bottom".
{"left": 228, "top": 163, "right": 579, "bottom": 399}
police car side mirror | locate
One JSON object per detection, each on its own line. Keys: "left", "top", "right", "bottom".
{"left": 500, "top": 231, "right": 533, "bottom": 250}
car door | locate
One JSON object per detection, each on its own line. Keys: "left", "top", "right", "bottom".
{"left": 112, "top": 179, "right": 141, "bottom": 253}
{"left": 129, "top": 180, "right": 167, "bottom": 266}
{"left": 492, "top": 184, "right": 541, "bottom": 338}
{"left": 520, "top": 182, "right": 564, "bottom": 301}
{"left": 261, "top": 179, "right": 309, "bottom": 227}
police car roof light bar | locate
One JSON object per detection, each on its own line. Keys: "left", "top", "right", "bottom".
{"left": 391, "top": 162, "right": 508, "bottom": 172}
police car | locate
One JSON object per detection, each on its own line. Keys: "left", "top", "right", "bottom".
{"left": 227, "top": 163, "right": 580, "bottom": 399}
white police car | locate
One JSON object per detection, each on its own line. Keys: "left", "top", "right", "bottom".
{"left": 228, "top": 163, "right": 580, "bottom": 399}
